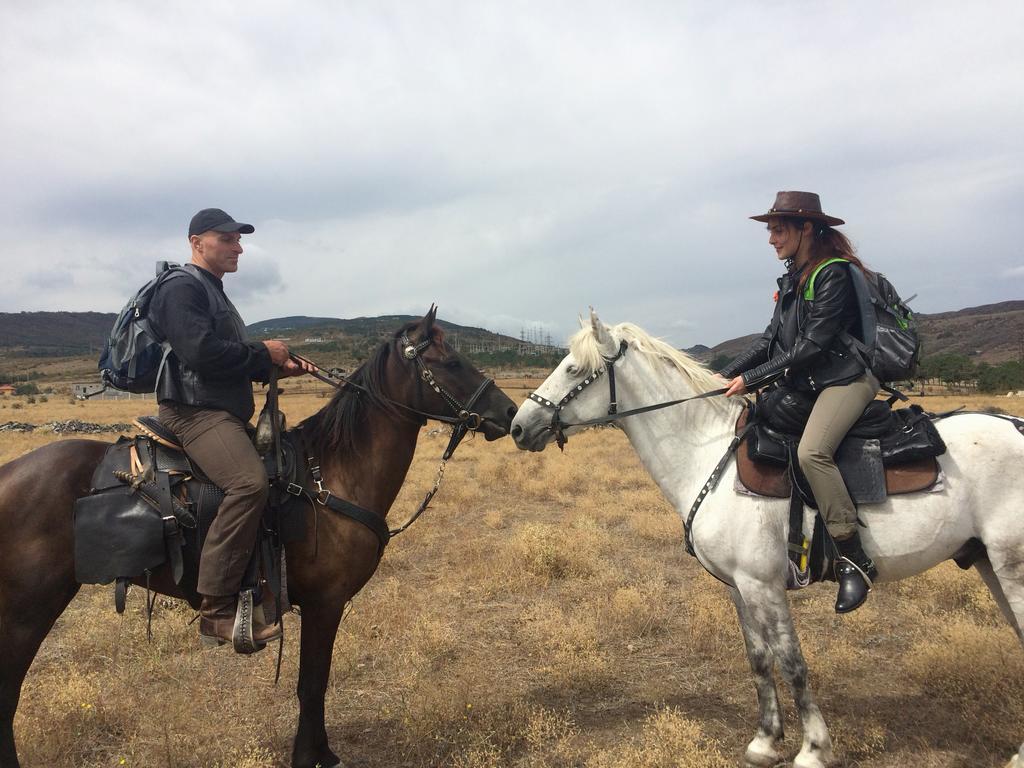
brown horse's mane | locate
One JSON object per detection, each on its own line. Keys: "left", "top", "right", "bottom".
{"left": 297, "top": 322, "right": 423, "bottom": 456}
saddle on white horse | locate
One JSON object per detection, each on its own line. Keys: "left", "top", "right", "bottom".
{"left": 732, "top": 388, "right": 951, "bottom": 588}
{"left": 734, "top": 392, "right": 946, "bottom": 503}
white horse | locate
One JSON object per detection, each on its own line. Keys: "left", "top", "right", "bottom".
{"left": 510, "top": 311, "right": 1024, "bottom": 768}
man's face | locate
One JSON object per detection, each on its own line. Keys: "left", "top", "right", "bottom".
{"left": 191, "top": 231, "right": 243, "bottom": 278}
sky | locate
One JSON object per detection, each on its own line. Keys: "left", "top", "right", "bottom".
{"left": 1, "top": 1, "right": 1021, "bottom": 348}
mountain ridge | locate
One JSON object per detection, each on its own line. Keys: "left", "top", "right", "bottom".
{"left": 1, "top": 299, "right": 1022, "bottom": 364}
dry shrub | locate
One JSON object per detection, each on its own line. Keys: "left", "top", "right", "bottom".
{"left": 895, "top": 563, "right": 1003, "bottom": 622}
{"left": 442, "top": 703, "right": 581, "bottom": 768}
{"left": 449, "top": 742, "right": 505, "bottom": 768}
{"left": 904, "top": 619, "right": 1024, "bottom": 729}
{"left": 680, "top": 584, "right": 738, "bottom": 660}
{"left": 439, "top": 473, "right": 487, "bottom": 507}
{"left": 507, "top": 521, "right": 604, "bottom": 581}
{"left": 519, "top": 604, "right": 613, "bottom": 691}
{"left": 586, "top": 707, "right": 732, "bottom": 768}
{"left": 622, "top": 487, "right": 682, "bottom": 542}
{"left": 522, "top": 706, "right": 580, "bottom": 764}
{"left": 482, "top": 509, "right": 504, "bottom": 529}
{"left": 486, "top": 450, "right": 559, "bottom": 502}
{"left": 406, "top": 615, "right": 460, "bottom": 671}
{"left": 212, "top": 744, "right": 280, "bottom": 768}
{"left": 605, "top": 576, "right": 670, "bottom": 638}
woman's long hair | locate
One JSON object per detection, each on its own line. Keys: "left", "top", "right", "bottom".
{"left": 790, "top": 221, "right": 871, "bottom": 288}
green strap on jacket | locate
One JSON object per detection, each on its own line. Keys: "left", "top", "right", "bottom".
{"left": 803, "top": 257, "right": 850, "bottom": 300}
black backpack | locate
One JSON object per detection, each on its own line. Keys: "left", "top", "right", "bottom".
{"left": 804, "top": 258, "right": 921, "bottom": 383}
{"left": 98, "top": 262, "right": 201, "bottom": 393}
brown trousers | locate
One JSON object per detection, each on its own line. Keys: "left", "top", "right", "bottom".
{"left": 795, "top": 372, "right": 880, "bottom": 540}
{"left": 158, "top": 403, "right": 268, "bottom": 597}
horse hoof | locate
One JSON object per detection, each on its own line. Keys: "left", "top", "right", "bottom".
{"left": 744, "top": 739, "right": 785, "bottom": 768}
{"left": 793, "top": 752, "right": 832, "bottom": 768}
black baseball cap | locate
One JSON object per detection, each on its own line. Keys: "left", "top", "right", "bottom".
{"left": 187, "top": 208, "right": 255, "bottom": 239}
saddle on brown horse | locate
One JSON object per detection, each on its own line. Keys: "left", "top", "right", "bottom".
{"left": 72, "top": 414, "right": 308, "bottom": 652}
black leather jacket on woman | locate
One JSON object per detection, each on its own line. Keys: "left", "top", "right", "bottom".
{"left": 720, "top": 261, "right": 865, "bottom": 392}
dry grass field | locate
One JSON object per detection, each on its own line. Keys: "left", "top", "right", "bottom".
{"left": 1, "top": 386, "right": 1023, "bottom": 767}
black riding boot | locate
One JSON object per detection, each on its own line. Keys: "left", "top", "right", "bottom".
{"left": 833, "top": 532, "right": 878, "bottom": 614}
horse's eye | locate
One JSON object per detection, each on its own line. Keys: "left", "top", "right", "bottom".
{"left": 443, "top": 359, "right": 462, "bottom": 371}
{"left": 567, "top": 365, "right": 579, "bottom": 376}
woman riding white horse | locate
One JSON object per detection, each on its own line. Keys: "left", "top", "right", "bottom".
{"left": 510, "top": 313, "right": 1024, "bottom": 768}
{"left": 719, "top": 191, "right": 879, "bottom": 613}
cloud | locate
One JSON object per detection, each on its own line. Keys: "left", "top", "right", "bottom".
{"left": 1, "top": 1, "right": 1022, "bottom": 347}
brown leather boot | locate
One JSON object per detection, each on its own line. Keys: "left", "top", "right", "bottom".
{"left": 199, "top": 594, "right": 282, "bottom": 650}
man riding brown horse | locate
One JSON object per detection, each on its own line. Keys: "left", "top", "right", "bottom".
{"left": 149, "top": 207, "right": 315, "bottom": 646}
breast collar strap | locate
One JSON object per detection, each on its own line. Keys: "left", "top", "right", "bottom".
{"left": 528, "top": 339, "right": 628, "bottom": 450}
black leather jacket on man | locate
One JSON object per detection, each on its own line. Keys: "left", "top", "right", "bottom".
{"left": 720, "top": 261, "right": 865, "bottom": 392}
{"left": 149, "top": 265, "right": 272, "bottom": 423}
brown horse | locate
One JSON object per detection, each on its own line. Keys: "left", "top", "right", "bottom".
{"left": 0, "top": 308, "right": 517, "bottom": 768}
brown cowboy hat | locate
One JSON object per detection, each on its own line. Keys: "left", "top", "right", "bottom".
{"left": 750, "top": 191, "right": 844, "bottom": 227}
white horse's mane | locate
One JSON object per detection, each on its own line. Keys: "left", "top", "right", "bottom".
{"left": 569, "top": 321, "right": 731, "bottom": 410}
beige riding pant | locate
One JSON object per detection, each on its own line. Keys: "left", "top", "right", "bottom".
{"left": 159, "top": 403, "right": 268, "bottom": 597}
{"left": 796, "top": 372, "right": 880, "bottom": 540}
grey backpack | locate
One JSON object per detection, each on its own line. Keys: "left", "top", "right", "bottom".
{"left": 98, "top": 262, "right": 214, "bottom": 392}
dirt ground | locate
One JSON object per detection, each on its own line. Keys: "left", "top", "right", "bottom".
{"left": 2, "top": 386, "right": 1023, "bottom": 767}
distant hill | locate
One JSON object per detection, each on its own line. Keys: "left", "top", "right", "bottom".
{"left": 0, "top": 311, "right": 559, "bottom": 381}
{"left": 0, "top": 311, "right": 115, "bottom": 355}
{"left": 2, "top": 300, "right": 1023, "bottom": 367}
{"left": 688, "top": 300, "right": 1024, "bottom": 366}
{"left": 247, "top": 314, "right": 523, "bottom": 347}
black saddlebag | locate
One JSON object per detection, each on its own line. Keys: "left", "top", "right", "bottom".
{"left": 74, "top": 489, "right": 168, "bottom": 584}
{"left": 880, "top": 404, "right": 947, "bottom": 463}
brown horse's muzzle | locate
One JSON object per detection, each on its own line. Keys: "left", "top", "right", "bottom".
{"left": 476, "top": 391, "right": 518, "bottom": 440}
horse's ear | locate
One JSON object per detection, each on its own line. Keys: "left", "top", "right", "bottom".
{"left": 590, "top": 307, "right": 615, "bottom": 352}
{"left": 417, "top": 304, "right": 438, "bottom": 339}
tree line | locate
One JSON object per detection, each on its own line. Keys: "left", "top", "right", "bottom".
{"left": 916, "top": 354, "right": 1024, "bottom": 393}
{"left": 707, "top": 352, "right": 1024, "bottom": 393}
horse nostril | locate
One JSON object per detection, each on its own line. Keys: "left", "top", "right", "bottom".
{"left": 506, "top": 404, "right": 518, "bottom": 419}
{"left": 511, "top": 424, "right": 522, "bottom": 438}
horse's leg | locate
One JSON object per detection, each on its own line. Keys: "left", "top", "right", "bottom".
{"left": 292, "top": 600, "right": 345, "bottom": 768}
{"left": 736, "top": 578, "right": 833, "bottom": 768}
{"left": 729, "top": 587, "right": 786, "bottom": 767}
{"left": 0, "top": 583, "right": 80, "bottom": 768}
{"left": 975, "top": 547, "right": 1024, "bottom": 768}
{"left": 975, "top": 557, "right": 1022, "bottom": 638}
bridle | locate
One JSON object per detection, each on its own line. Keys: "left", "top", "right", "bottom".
{"left": 527, "top": 337, "right": 729, "bottom": 450}
{"left": 528, "top": 339, "right": 628, "bottom": 450}
{"left": 292, "top": 332, "right": 495, "bottom": 460}
{"left": 399, "top": 331, "right": 494, "bottom": 448}
{"left": 287, "top": 333, "right": 499, "bottom": 542}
